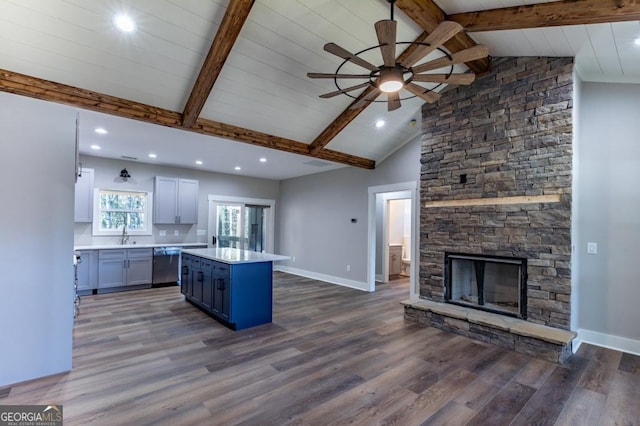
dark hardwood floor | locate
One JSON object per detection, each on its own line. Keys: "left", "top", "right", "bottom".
{"left": 2, "top": 272, "right": 639, "bottom": 425}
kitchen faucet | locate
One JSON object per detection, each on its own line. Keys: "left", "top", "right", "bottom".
{"left": 121, "top": 225, "right": 129, "bottom": 245}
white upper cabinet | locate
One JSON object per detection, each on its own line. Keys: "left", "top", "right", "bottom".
{"left": 74, "top": 167, "right": 94, "bottom": 222}
{"left": 154, "top": 176, "right": 199, "bottom": 224}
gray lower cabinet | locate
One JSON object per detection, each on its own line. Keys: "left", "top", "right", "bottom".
{"left": 76, "top": 250, "right": 98, "bottom": 294}
{"left": 98, "top": 248, "right": 152, "bottom": 289}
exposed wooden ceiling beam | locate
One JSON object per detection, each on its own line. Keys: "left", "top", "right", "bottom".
{"left": 308, "top": 30, "right": 448, "bottom": 155}
{"left": 0, "top": 68, "right": 374, "bottom": 170}
{"left": 308, "top": 86, "right": 379, "bottom": 156}
{"left": 395, "top": 0, "right": 490, "bottom": 75}
{"left": 449, "top": 0, "right": 640, "bottom": 32}
{"left": 181, "top": 0, "right": 255, "bottom": 128}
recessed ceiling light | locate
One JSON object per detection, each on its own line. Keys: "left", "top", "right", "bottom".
{"left": 94, "top": 127, "right": 108, "bottom": 135}
{"left": 195, "top": 160, "right": 203, "bottom": 165}
{"left": 634, "top": 36, "right": 640, "bottom": 46}
{"left": 90, "top": 144, "right": 101, "bottom": 150}
{"left": 148, "top": 153, "right": 157, "bottom": 158}
{"left": 375, "top": 119, "right": 385, "bottom": 128}
{"left": 259, "top": 157, "right": 267, "bottom": 163}
{"left": 234, "top": 166, "right": 241, "bottom": 171}
{"left": 113, "top": 13, "right": 136, "bottom": 33}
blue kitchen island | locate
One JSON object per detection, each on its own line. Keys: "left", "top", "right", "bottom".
{"left": 180, "top": 248, "right": 289, "bottom": 330}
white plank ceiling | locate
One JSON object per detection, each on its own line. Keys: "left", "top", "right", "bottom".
{"left": 0, "top": 0, "right": 639, "bottom": 179}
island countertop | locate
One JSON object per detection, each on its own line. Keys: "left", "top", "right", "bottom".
{"left": 181, "top": 248, "right": 290, "bottom": 264}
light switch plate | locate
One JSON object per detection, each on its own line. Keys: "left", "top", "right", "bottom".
{"left": 587, "top": 242, "right": 597, "bottom": 254}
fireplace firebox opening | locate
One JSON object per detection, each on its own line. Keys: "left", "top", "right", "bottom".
{"left": 444, "top": 253, "right": 527, "bottom": 319}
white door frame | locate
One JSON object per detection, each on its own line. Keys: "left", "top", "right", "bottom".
{"left": 367, "top": 181, "right": 419, "bottom": 298}
{"left": 207, "top": 195, "right": 276, "bottom": 253}
{"left": 380, "top": 191, "right": 412, "bottom": 283}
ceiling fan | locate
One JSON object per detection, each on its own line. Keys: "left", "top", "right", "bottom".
{"left": 307, "top": 0, "right": 489, "bottom": 111}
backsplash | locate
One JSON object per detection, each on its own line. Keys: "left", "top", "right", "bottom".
{"left": 73, "top": 223, "right": 207, "bottom": 246}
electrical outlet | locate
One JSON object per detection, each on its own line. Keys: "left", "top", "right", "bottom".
{"left": 587, "top": 242, "right": 597, "bottom": 254}
{"left": 292, "top": 256, "right": 295, "bottom": 262}
{"left": 346, "top": 264, "right": 351, "bottom": 272}
{"left": 197, "top": 229, "right": 206, "bottom": 236}
{"left": 174, "top": 230, "right": 179, "bottom": 236}
{"left": 159, "top": 230, "right": 166, "bottom": 237}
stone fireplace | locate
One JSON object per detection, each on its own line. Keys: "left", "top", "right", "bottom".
{"left": 403, "top": 57, "right": 577, "bottom": 363}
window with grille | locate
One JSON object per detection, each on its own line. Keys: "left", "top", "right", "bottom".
{"left": 92, "top": 189, "right": 153, "bottom": 236}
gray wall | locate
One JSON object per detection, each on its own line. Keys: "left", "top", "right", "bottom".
{"left": 0, "top": 93, "right": 76, "bottom": 386}
{"left": 75, "top": 155, "right": 280, "bottom": 246}
{"left": 576, "top": 82, "right": 640, "bottom": 342}
{"left": 277, "top": 135, "right": 420, "bottom": 285}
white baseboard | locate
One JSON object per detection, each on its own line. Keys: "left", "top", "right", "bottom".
{"left": 375, "top": 274, "right": 383, "bottom": 283}
{"left": 275, "top": 265, "right": 370, "bottom": 292}
{"left": 574, "top": 329, "right": 640, "bottom": 356}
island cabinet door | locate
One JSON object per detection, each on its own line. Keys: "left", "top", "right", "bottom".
{"left": 200, "top": 259, "right": 213, "bottom": 310}
{"left": 180, "top": 255, "right": 192, "bottom": 296}
{"left": 212, "top": 262, "right": 230, "bottom": 321}
{"left": 191, "top": 257, "right": 203, "bottom": 303}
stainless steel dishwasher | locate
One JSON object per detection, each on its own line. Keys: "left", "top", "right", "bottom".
{"left": 152, "top": 246, "right": 182, "bottom": 285}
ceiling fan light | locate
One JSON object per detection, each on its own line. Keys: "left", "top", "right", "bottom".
{"left": 379, "top": 68, "right": 404, "bottom": 93}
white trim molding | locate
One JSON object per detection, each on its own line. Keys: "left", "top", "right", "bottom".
{"left": 574, "top": 329, "right": 640, "bottom": 356}
{"left": 276, "top": 265, "right": 369, "bottom": 292}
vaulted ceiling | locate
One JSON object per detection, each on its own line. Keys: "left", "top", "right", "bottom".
{"left": 1, "top": 0, "right": 639, "bottom": 179}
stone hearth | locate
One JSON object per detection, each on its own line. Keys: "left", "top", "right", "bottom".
{"left": 403, "top": 299, "right": 576, "bottom": 363}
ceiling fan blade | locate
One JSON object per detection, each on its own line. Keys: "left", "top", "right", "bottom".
{"left": 319, "top": 82, "right": 372, "bottom": 98}
{"left": 375, "top": 20, "right": 397, "bottom": 67}
{"left": 350, "top": 87, "right": 381, "bottom": 110}
{"left": 324, "top": 42, "right": 378, "bottom": 72}
{"left": 308, "top": 72, "right": 372, "bottom": 79}
{"left": 387, "top": 91, "right": 401, "bottom": 111}
{"left": 412, "top": 73, "right": 476, "bottom": 85}
{"left": 400, "top": 21, "right": 463, "bottom": 68}
{"left": 404, "top": 83, "right": 441, "bottom": 104}
{"left": 412, "top": 45, "right": 489, "bottom": 74}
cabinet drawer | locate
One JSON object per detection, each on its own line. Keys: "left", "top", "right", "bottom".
{"left": 127, "top": 248, "right": 153, "bottom": 259}
{"left": 190, "top": 257, "right": 201, "bottom": 269}
{"left": 200, "top": 259, "right": 213, "bottom": 272}
{"left": 99, "top": 249, "right": 126, "bottom": 260}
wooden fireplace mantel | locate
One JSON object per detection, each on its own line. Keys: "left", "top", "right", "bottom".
{"left": 423, "top": 194, "right": 561, "bottom": 209}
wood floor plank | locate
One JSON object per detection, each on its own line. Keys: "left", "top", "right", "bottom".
{"left": 600, "top": 370, "right": 640, "bottom": 425}
{"left": 381, "top": 369, "right": 478, "bottom": 425}
{"left": 554, "top": 386, "right": 607, "bottom": 426}
{"left": 618, "top": 352, "right": 640, "bottom": 375}
{"left": 3, "top": 274, "right": 638, "bottom": 425}
{"left": 454, "top": 377, "right": 503, "bottom": 411}
{"left": 514, "top": 357, "right": 557, "bottom": 389}
{"left": 466, "top": 380, "right": 536, "bottom": 425}
{"left": 288, "top": 354, "right": 428, "bottom": 425}
{"left": 510, "top": 355, "right": 590, "bottom": 426}
{"left": 422, "top": 400, "right": 478, "bottom": 426}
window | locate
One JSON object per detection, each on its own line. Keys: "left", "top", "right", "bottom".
{"left": 92, "top": 189, "right": 153, "bottom": 236}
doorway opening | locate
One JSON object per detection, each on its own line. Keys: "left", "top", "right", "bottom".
{"left": 207, "top": 195, "right": 275, "bottom": 253}
{"left": 367, "top": 182, "right": 418, "bottom": 297}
